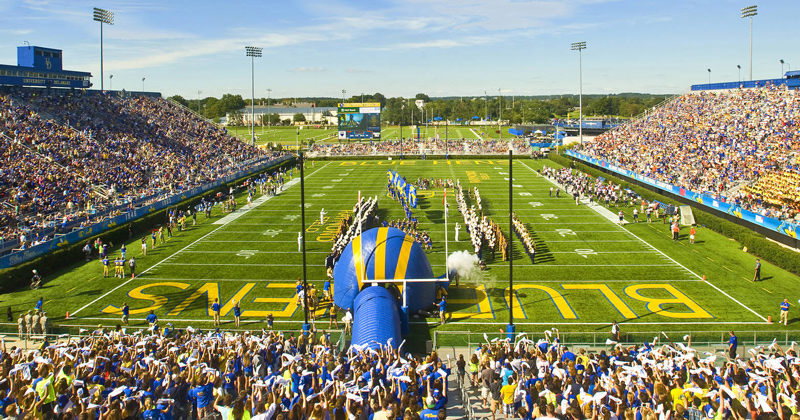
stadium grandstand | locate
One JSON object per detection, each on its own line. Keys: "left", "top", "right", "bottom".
{"left": 3, "top": 8, "right": 800, "bottom": 420}
{"left": 308, "top": 139, "right": 532, "bottom": 157}
{"left": 0, "top": 87, "right": 278, "bottom": 259}
{"left": 577, "top": 82, "right": 800, "bottom": 225}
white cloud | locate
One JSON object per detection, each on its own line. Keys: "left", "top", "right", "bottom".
{"left": 345, "top": 68, "right": 373, "bottom": 73}
{"left": 289, "top": 67, "right": 327, "bottom": 73}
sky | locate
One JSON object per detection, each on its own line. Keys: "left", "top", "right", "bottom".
{"left": 0, "top": 0, "right": 797, "bottom": 99}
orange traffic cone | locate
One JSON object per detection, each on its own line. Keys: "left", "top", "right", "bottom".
{"left": 65, "top": 311, "right": 69, "bottom": 319}
{"left": 702, "top": 275, "right": 706, "bottom": 282}
{"left": 767, "top": 315, "right": 773, "bottom": 324}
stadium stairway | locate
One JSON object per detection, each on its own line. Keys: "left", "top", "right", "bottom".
{"left": 445, "top": 370, "right": 468, "bottom": 420}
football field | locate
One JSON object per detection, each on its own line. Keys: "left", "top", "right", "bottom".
{"left": 5, "top": 158, "right": 798, "bottom": 347}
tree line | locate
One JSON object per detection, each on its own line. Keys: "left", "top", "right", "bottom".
{"left": 168, "top": 92, "right": 671, "bottom": 125}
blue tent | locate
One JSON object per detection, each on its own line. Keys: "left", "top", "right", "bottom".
{"left": 471, "top": 116, "right": 480, "bottom": 120}
{"left": 456, "top": 118, "right": 463, "bottom": 122}
{"left": 433, "top": 116, "right": 443, "bottom": 121}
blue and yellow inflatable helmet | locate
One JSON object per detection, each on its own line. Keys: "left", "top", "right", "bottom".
{"left": 333, "top": 227, "right": 435, "bottom": 313}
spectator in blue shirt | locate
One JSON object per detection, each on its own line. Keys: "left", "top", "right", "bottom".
{"left": 728, "top": 331, "right": 738, "bottom": 358}
{"left": 147, "top": 310, "right": 158, "bottom": 328}
{"left": 122, "top": 302, "right": 130, "bottom": 326}
{"left": 438, "top": 297, "right": 447, "bottom": 325}
{"left": 212, "top": 298, "right": 221, "bottom": 326}
{"left": 780, "top": 299, "right": 790, "bottom": 325}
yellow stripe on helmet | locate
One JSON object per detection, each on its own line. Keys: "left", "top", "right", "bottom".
{"left": 374, "top": 228, "right": 388, "bottom": 280}
{"left": 352, "top": 235, "right": 364, "bottom": 288}
{"left": 392, "top": 234, "right": 415, "bottom": 280}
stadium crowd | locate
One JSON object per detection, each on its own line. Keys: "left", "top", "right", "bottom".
{"left": 309, "top": 139, "right": 530, "bottom": 157}
{"left": 3, "top": 323, "right": 798, "bottom": 420}
{"left": 0, "top": 89, "right": 275, "bottom": 248}
{"left": 580, "top": 84, "right": 800, "bottom": 222}
{"left": 469, "top": 331, "right": 800, "bottom": 420}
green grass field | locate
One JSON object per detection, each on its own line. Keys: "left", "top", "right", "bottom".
{"left": 226, "top": 126, "right": 337, "bottom": 146}
{"left": 4, "top": 158, "right": 797, "bottom": 349}
{"left": 225, "top": 125, "right": 500, "bottom": 146}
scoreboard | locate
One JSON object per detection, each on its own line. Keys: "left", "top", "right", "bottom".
{"left": 338, "top": 102, "right": 381, "bottom": 140}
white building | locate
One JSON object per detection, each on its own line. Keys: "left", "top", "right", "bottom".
{"left": 227, "top": 106, "right": 338, "bottom": 126}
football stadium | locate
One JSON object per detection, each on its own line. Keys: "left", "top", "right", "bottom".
{"left": 0, "top": 2, "right": 799, "bottom": 420}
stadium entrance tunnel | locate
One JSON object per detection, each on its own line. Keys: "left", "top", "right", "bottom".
{"left": 332, "top": 227, "right": 445, "bottom": 349}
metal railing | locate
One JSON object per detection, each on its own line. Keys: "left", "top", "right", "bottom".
{"left": 165, "top": 97, "right": 222, "bottom": 128}
{"left": 4, "top": 325, "right": 346, "bottom": 351}
{"left": 434, "top": 330, "right": 800, "bottom": 353}
{"left": 461, "top": 376, "right": 475, "bottom": 420}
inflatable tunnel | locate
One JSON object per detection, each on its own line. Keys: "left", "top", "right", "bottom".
{"left": 350, "top": 286, "right": 402, "bottom": 349}
{"left": 333, "top": 227, "right": 438, "bottom": 345}
{"left": 333, "top": 227, "right": 435, "bottom": 313}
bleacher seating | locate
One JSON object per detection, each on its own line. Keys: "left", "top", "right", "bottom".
{"left": 0, "top": 89, "right": 271, "bottom": 247}
{"left": 582, "top": 83, "right": 800, "bottom": 221}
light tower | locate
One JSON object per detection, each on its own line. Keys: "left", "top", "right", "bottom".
{"left": 571, "top": 41, "right": 587, "bottom": 146}
{"left": 92, "top": 7, "right": 114, "bottom": 92}
{"left": 741, "top": 5, "right": 757, "bottom": 81}
{"left": 245, "top": 46, "right": 262, "bottom": 146}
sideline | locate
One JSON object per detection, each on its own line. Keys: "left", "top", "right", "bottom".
{"left": 517, "top": 159, "right": 768, "bottom": 323}
{"left": 213, "top": 162, "right": 330, "bottom": 224}
{"left": 71, "top": 161, "right": 331, "bottom": 317}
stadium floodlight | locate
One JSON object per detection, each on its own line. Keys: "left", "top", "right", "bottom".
{"left": 484, "top": 91, "right": 487, "bottom": 123}
{"left": 245, "top": 46, "right": 262, "bottom": 147}
{"left": 109, "top": 74, "right": 113, "bottom": 90}
{"left": 498, "top": 87, "right": 502, "bottom": 142}
{"left": 741, "top": 5, "right": 757, "bottom": 81}
{"left": 571, "top": 41, "right": 587, "bottom": 146}
{"left": 266, "top": 88, "right": 271, "bottom": 136}
{"left": 737, "top": 64, "right": 741, "bottom": 82}
{"left": 93, "top": 7, "right": 114, "bottom": 92}
{"left": 142, "top": 77, "right": 145, "bottom": 92}
{"left": 707, "top": 69, "right": 711, "bottom": 84}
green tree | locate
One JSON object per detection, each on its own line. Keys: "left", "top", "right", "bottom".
{"left": 382, "top": 97, "right": 405, "bottom": 125}
{"left": 415, "top": 93, "right": 430, "bottom": 102}
{"left": 168, "top": 95, "right": 188, "bottom": 107}
{"left": 373, "top": 92, "right": 387, "bottom": 108}
{"left": 219, "top": 94, "right": 246, "bottom": 114}
{"left": 293, "top": 113, "right": 306, "bottom": 122}
{"left": 526, "top": 101, "right": 552, "bottom": 123}
{"left": 451, "top": 100, "right": 472, "bottom": 123}
{"left": 227, "top": 110, "right": 244, "bottom": 126}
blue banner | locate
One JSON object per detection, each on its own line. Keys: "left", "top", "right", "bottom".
{"left": 566, "top": 150, "right": 800, "bottom": 239}
{"left": 386, "top": 170, "right": 417, "bottom": 209}
{"left": 408, "top": 185, "right": 417, "bottom": 208}
{"left": 0, "top": 155, "right": 293, "bottom": 269}
{"left": 530, "top": 142, "right": 561, "bottom": 148}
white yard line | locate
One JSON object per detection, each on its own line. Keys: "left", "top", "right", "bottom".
{"left": 545, "top": 240, "right": 639, "bottom": 243}
{"left": 518, "top": 160, "right": 768, "bottom": 322}
{"left": 413, "top": 321, "right": 768, "bottom": 326}
{"left": 71, "top": 161, "right": 331, "bottom": 317}
{"left": 212, "top": 164, "right": 331, "bottom": 224}
{"left": 181, "top": 250, "right": 332, "bottom": 254}
{"left": 67, "top": 316, "right": 766, "bottom": 326}
{"left": 136, "top": 277, "right": 323, "bottom": 282}
{"left": 71, "top": 223, "right": 230, "bottom": 316}
{"left": 160, "top": 262, "right": 678, "bottom": 267}
{"left": 469, "top": 128, "right": 484, "bottom": 140}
